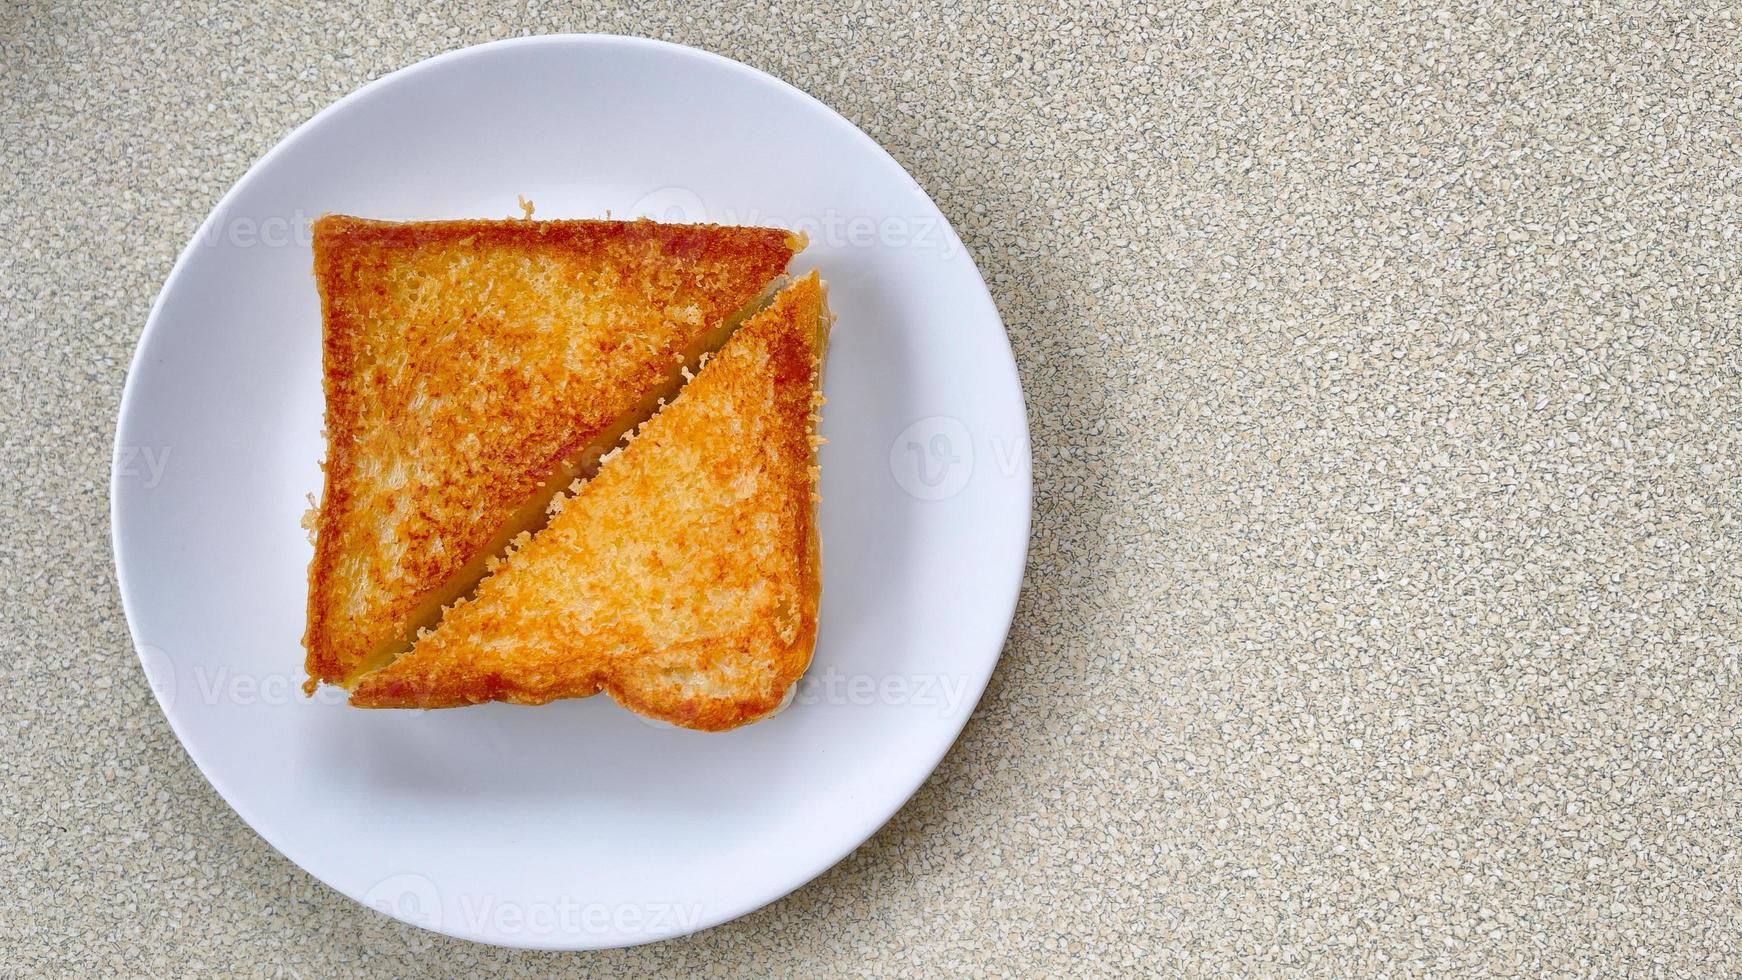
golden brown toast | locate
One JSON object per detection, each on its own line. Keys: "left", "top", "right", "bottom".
{"left": 349, "top": 273, "right": 829, "bottom": 730}
{"left": 304, "top": 216, "right": 800, "bottom": 693}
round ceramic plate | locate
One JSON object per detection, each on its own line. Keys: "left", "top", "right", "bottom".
{"left": 111, "top": 35, "right": 1029, "bottom": 951}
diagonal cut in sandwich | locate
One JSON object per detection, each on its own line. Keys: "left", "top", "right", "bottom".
{"left": 348, "top": 273, "right": 829, "bottom": 730}
{"left": 304, "top": 216, "right": 802, "bottom": 694}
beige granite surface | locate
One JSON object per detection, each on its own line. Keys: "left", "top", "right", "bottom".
{"left": 5, "top": 1, "right": 1742, "bottom": 975}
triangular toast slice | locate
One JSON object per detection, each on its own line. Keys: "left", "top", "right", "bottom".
{"left": 305, "top": 216, "right": 801, "bottom": 692}
{"left": 349, "top": 272, "right": 829, "bottom": 730}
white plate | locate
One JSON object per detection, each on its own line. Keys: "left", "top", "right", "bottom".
{"left": 111, "top": 34, "right": 1029, "bottom": 951}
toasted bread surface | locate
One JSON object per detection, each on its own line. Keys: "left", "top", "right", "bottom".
{"left": 305, "top": 216, "right": 799, "bottom": 691}
{"left": 349, "top": 273, "right": 828, "bottom": 730}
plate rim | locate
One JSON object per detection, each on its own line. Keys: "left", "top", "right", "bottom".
{"left": 110, "top": 32, "right": 1032, "bottom": 950}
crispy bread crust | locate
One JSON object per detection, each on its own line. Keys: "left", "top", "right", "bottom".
{"left": 304, "top": 216, "right": 799, "bottom": 692}
{"left": 349, "top": 273, "right": 828, "bottom": 730}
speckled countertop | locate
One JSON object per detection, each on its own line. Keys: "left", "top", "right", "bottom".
{"left": 5, "top": 2, "right": 1741, "bottom": 975}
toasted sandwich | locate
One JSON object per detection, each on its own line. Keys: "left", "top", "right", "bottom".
{"left": 349, "top": 272, "right": 830, "bottom": 730}
{"left": 304, "top": 216, "right": 801, "bottom": 694}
